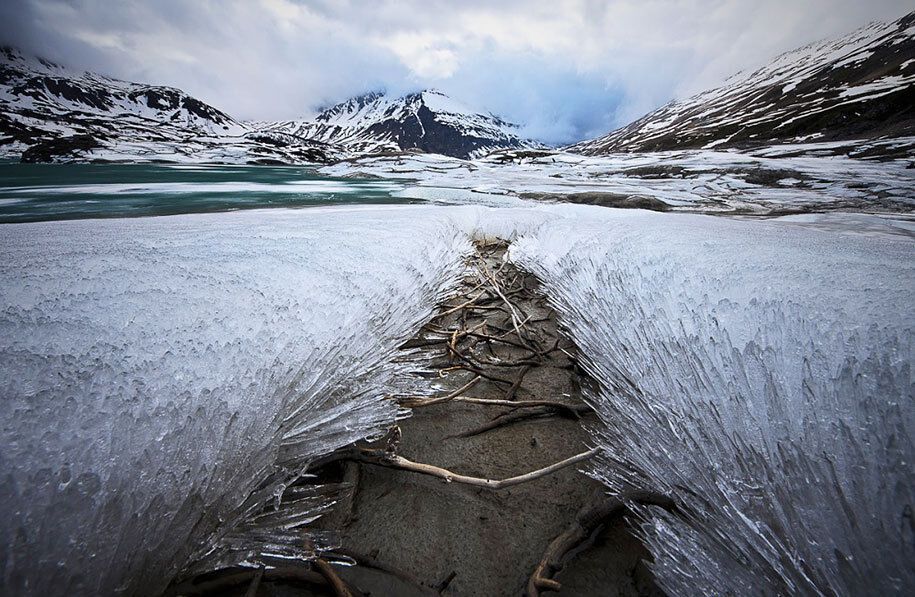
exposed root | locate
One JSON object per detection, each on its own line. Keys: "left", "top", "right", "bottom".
{"left": 449, "top": 404, "right": 592, "bottom": 439}
{"left": 505, "top": 363, "right": 532, "bottom": 400}
{"left": 435, "top": 571, "right": 458, "bottom": 593}
{"left": 478, "top": 257, "right": 531, "bottom": 347}
{"left": 168, "top": 567, "right": 328, "bottom": 596}
{"left": 243, "top": 565, "right": 264, "bottom": 597}
{"left": 405, "top": 394, "right": 584, "bottom": 417}
{"left": 350, "top": 443, "right": 598, "bottom": 490}
{"left": 314, "top": 558, "right": 354, "bottom": 597}
{"left": 399, "top": 376, "right": 481, "bottom": 407}
{"left": 526, "top": 490, "right": 676, "bottom": 596}
{"left": 335, "top": 548, "right": 436, "bottom": 595}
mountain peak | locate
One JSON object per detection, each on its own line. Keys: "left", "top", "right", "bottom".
{"left": 268, "top": 88, "right": 539, "bottom": 159}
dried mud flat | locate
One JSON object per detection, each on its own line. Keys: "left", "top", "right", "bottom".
{"left": 174, "top": 242, "right": 662, "bottom": 596}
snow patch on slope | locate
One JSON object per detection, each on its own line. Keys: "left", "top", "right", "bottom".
{"left": 571, "top": 12, "right": 915, "bottom": 154}
{"left": 0, "top": 47, "right": 336, "bottom": 164}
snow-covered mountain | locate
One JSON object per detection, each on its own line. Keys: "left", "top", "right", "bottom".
{"left": 572, "top": 11, "right": 915, "bottom": 157}
{"left": 257, "top": 89, "right": 542, "bottom": 159}
{"left": 0, "top": 47, "right": 337, "bottom": 164}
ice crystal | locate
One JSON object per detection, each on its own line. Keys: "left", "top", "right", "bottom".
{"left": 511, "top": 206, "right": 914, "bottom": 595}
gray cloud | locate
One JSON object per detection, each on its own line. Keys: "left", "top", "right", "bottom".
{"left": 1, "top": 0, "right": 911, "bottom": 144}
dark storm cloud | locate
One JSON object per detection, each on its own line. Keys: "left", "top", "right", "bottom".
{"left": 1, "top": 0, "right": 911, "bottom": 144}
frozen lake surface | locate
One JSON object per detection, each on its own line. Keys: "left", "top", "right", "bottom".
{"left": 0, "top": 163, "right": 413, "bottom": 223}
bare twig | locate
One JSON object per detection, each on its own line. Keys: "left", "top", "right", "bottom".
{"left": 430, "top": 290, "right": 486, "bottom": 320}
{"left": 400, "top": 376, "right": 481, "bottom": 407}
{"left": 314, "top": 558, "right": 353, "bottom": 597}
{"left": 167, "top": 567, "right": 327, "bottom": 596}
{"left": 505, "top": 364, "right": 533, "bottom": 400}
{"left": 353, "top": 447, "right": 598, "bottom": 490}
{"left": 453, "top": 364, "right": 514, "bottom": 386}
{"left": 406, "top": 394, "right": 584, "bottom": 417}
{"left": 464, "top": 330, "right": 542, "bottom": 355}
{"left": 527, "top": 489, "right": 676, "bottom": 596}
{"left": 475, "top": 357, "right": 541, "bottom": 368}
{"left": 476, "top": 254, "right": 531, "bottom": 346}
{"left": 334, "top": 548, "right": 437, "bottom": 595}
{"left": 449, "top": 404, "right": 592, "bottom": 439}
{"left": 244, "top": 566, "right": 264, "bottom": 597}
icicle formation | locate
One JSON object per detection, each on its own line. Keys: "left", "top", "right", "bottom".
{"left": 511, "top": 207, "right": 914, "bottom": 595}
{"left": 0, "top": 207, "right": 470, "bottom": 596}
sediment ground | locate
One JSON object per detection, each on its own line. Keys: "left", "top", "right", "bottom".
{"left": 174, "top": 241, "right": 660, "bottom": 596}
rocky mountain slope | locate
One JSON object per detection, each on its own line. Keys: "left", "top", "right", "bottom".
{"left": 571, "top": 11, "right": 915, "bottom": 157}
{"left": 0, "top": 47, "right": 336, "bottom": 164}
{"left": 257, "top": 89, "right": 541, "bottom": 159}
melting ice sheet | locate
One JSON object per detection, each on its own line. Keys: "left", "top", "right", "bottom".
{"left": 510, "top": 206, "right": 915, "bottom": 595}
{"left": 0, "top": 206, "right": 473, "bottom": 595}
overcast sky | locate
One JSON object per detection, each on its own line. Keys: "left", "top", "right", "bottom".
{"left": 1, "top": 0, "right": 911, "bottom": 143}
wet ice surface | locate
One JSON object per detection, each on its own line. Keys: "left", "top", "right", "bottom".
{"left": 1, "top": 201, "right": 913, "bottom": 595}
{"left": 509, "top": 206, "right": 915, "bottom": 595}
{"left": 0, "top": 206, "right": 472, "bottom": 595}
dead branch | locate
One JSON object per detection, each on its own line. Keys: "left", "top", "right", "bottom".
{"left": 475, "top": 357, "right": 541, "bottom": 368}
{"left": 430, "top": 290, "right": 486, "bottom": 321}
{"left": 452, "top": 364, "right": 515, "bottom": 386}
{"left": 167, "top": 567, "right": 328, "bottom": 596}
{"left": 334, "top": 548, "right": 438, "bottom": 595}
{"left": 314, "top": 558, "right": 353, "bottom": 597}
{"left": 450, "top": 403, "right": 592, "bottom": 439}
{"left": 505, "top": 364, "right": 533, "bottom": 400}
{"left": 243, "top": 566, "right": 264, "bottom": 597}
{"left": 527, "top": 490, "right": 676, "bottom": 596}
{"left": 405, "top": 394, "right": 584, "bottom": 417}
{"left": 353, "top": 447, "right": 598, "bottom": 490}
{"left": 476, "top": 255, "right": 531, "bottom": 346}
{"left": 399, "top": 376, "right": 481, "bottom": 407}
{"left": 463, "top": 330, "right": 542, "bottom": 355}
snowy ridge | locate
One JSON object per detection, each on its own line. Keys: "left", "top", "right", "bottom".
{"left": 0, "top": 47, "right": 337, "bottom": 164}
{"left": 0, "top": 207, "right": 473, "bottom": 594}
{"left": 571, "top": 11, "right": 915, "bottom": 156}
{"left": 256, "top": 89, "right": 542, "bottom": 159}
{"left": 510, "top": 207, "right": 914, "bottom": 594}
{"left": 0, "top": 47, "right": 243, "bottom": 135}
